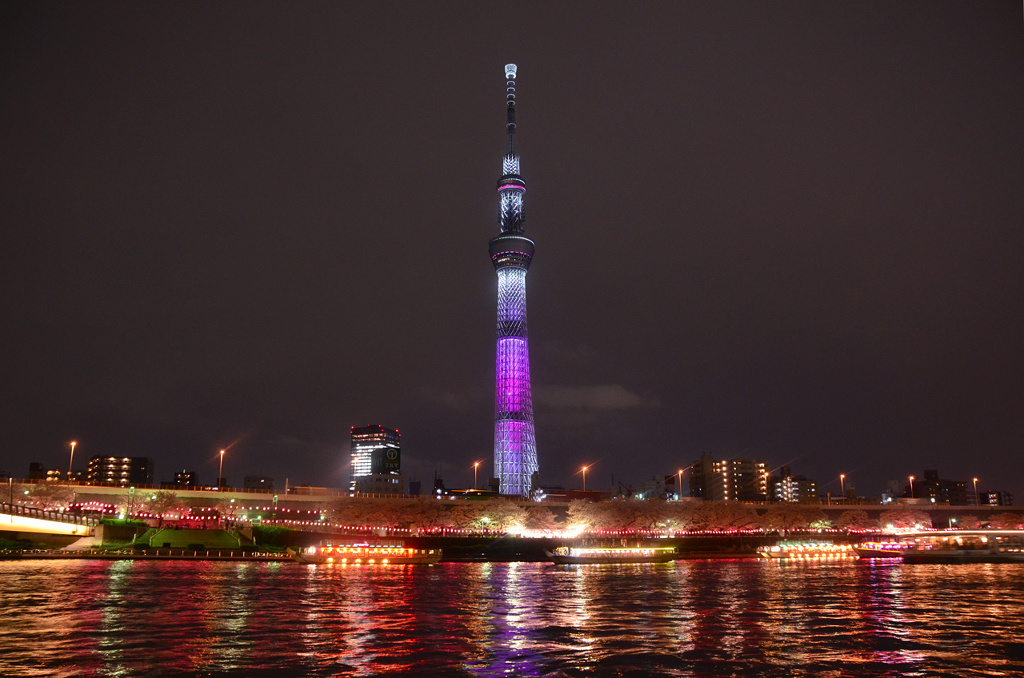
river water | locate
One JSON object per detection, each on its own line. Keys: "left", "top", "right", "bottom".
{"left": 2, "top": 558, "right": 1023, "bottom": 677}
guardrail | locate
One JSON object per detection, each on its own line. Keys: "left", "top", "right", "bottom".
{"left": 0, "top": 502, "right": 98, "bottom": 527}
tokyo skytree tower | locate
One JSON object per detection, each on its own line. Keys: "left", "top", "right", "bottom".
{"left": 489, "top": 63, "right": 538, "bottom": 497}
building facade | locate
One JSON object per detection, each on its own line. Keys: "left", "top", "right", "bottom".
{"left": 688, "top": 454, "right": 768, "bottom": 502}
{"left": 86, "top": 455, "right": 154, "bottom": 486}
{"left": 243, "top": 475, "right": 274, "bottom": 492}
{"left": 771, "top": 468, "right": 819, "bottom": 504}
{"left": 349, "top": 425, "right": 402, "bottom": 494}
{"left": 490, "top": 64, "right": 539, "bottom": 497}
{"left": 907, "top": 469, "right": 969, "bottom": 505}
{"left": 981, "top": 490, "right": 1015, "bottom": 506}
{"left": 174, "top": 470, "right": 197, "bottom": 487}
{"left": 160, "top": 470, "right": 198, "bottom": 489}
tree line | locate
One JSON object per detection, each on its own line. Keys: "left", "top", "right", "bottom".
{"left": 19, "top": 485, "right": 1024, "bottom": 533}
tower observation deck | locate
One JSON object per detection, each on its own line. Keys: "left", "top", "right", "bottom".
{"left": 490, "top": 63, "right": 538, "bottom": 497}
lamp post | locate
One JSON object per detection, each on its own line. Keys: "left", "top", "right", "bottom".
{"left": 582, "top": 465, "right": 588, "bottom": 492}
{"left": 840, "top": 473, "right": 845, "bottom": 501}
{"left": 908, "top": 475, "right": 915, "bottom": 498}
{"left": 677, "top": 469, "right": 684, "bottom": 500}
{"left": 218, "top": 449, "right": 225, "bottom": 489}
{"left": 973, "top": 477, "right": 979, "bottom": 506}
{"left": 474, "top": 462, "right": 480, "bottom": 490}
{"left": 68, "top": 441, "right": 77, "bottom": 480}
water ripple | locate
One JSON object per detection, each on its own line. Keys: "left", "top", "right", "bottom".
{"left": 2, "top": 559, "right": 1024, "bottom": 676}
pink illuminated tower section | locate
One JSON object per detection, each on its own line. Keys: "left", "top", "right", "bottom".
{"left": 489, "top": 63, "right": 538, "bottom": 497}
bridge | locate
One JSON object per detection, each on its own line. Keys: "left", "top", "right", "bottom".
{"left": 0, "top": 502, "right": 96, "bottom": 536}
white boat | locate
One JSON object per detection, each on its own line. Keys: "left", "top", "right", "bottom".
{"left": 291, "top": 542, "right": 441, "bottom": 565}
{"left": 757, "top": 541, "right": 854, "bottom": 560}
{"left": 901, "top": 530, "right": 1024, "bottom": 564}
{"left": 546, "top": 545, "right": 677, "bottom": 564}
{"left": 852, "top": 540, "right": 908, "bottom": 559}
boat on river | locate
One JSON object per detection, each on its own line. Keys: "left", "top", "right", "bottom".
{"left": 852, "top": 541, "right": 908, "bottom": 559}
{"left": 291, "top": 542, "right": 441, "bottom": 565}
{"left": 546, "top": 545, "right": 678, "bottom": 564}
{"left": 900, "top": 530, "right": 1024, "bottom": 564}
{"left": 757, "top": 541, "right": 854, "bottom": 560}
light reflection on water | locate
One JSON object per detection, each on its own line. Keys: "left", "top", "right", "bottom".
{"left": 2, "top": 559, "right": 1024, "bottom": 677}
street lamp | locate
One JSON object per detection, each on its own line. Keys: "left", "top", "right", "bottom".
{"left": 474, "top": 462, "right": 480, "bottom": 490}
{"left": 582, "top": 465, "right": 588, "bottom": 492}
{"left": 677, "top": 469, "right": 684, "bottom": 500}
{"left": 68, "top": 441, "right": 77, "bottom": 480}
{"left": 973, "top": 477, "right": 979, "bottom": 506}
{"left": 908, "top": 475, "right": 915, "bottom": 498}
{"left": 840, "top": 473, "right": 845, "bottom": 500}
{"left": 218, "top": 449, "right": 225, "bottom": 489}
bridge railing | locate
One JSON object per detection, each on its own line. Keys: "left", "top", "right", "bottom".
{"left": 0, "top": 502, "right": 98, "bottom": 527}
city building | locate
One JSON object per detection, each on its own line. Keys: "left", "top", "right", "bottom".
{"left": 633, "top": 477, "right": 665, "bottom": 500}
{"left": 981, "top": 490, "right": 1014, "bottom": 506}
{"left": 770, "top": 467, "right": 819, "bottom": 504}
{"left": 175, "top": 470, "right": 197, "bottom": 487}
{"left": 432, "top": 474, "right": 448, "bottom": 497}
{"left": 688, "top": 454, "right": 768, "bottom": 502}
{"left": 243, "top": 475, "right": 274, "bottom": 492}
{"left": 906, "top": 469, "right": 969, "bottom": 505}
{"left": 42, "top": 468, "right": 84, "bottom": 483}
{"left": 28, "top": 462, "right": 50, "bottom": 481}
{"left": 882, "top": 479, "right": 902, "bottom": 503}
{"left": 86, "top": 455, "right": 154, "bottom": 486}
{"left": 350, "top": 425, "right": 402, "bottom": 494}
{"left": 490, "top": 63, "right": 539, "bottom": 498}
{"left": 664, "top": 473, "right": 684, "bottom": 499}
{"left": 160, "top": 470, "right": 197, "bottom": 489}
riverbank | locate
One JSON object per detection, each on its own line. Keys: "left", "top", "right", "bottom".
{"left": 0, "top": 534, "right": 795, "bottom": 563}
{"left": 1, "top": 548, "right": 290, "bottom": 562}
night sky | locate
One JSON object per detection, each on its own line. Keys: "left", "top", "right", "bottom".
{"left": 2, "top": 3, "right": 1022, "bottom": 498}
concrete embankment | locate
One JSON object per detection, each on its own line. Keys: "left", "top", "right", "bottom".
{"left": 4, "top": 548, "right": 290, "bottom": 562}
{"left": 3, "top": 528, "right": 889, "bottom": 563}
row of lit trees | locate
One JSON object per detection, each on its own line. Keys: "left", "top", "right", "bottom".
{"left": 568, "top": 503, "right": 1024, "bottom": 532}
{"left": 17, "top": 484, "right": 1024, "bottom": 534}
{"left": 326, "top": 498, "right": 1024, "bottom": 533}
{"left": 17, "top": 485, "right": 240, "bottom": 524}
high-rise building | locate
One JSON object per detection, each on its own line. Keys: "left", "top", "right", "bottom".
{"left": 490, "top": 64, "right": 539, "bottom": 497}
{"left": 349, "top": 425, "right": 401, "bottom": 493}
{"left": 771, "top": 466, "right": 819, "bottom": 504}
{"left": 688, "top": 454, "right": 768, "bottom": 502}
{"left": 86, "top": 455, "right": 154, "bottom": 486}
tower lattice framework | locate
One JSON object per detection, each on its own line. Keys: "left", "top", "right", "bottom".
{"left": 489, "top": 63, "right": 538, "bottom": 497}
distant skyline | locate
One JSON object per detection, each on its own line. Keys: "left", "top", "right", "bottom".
{"left": 2, "top": 3, "right": 1022, "bottom": 497}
